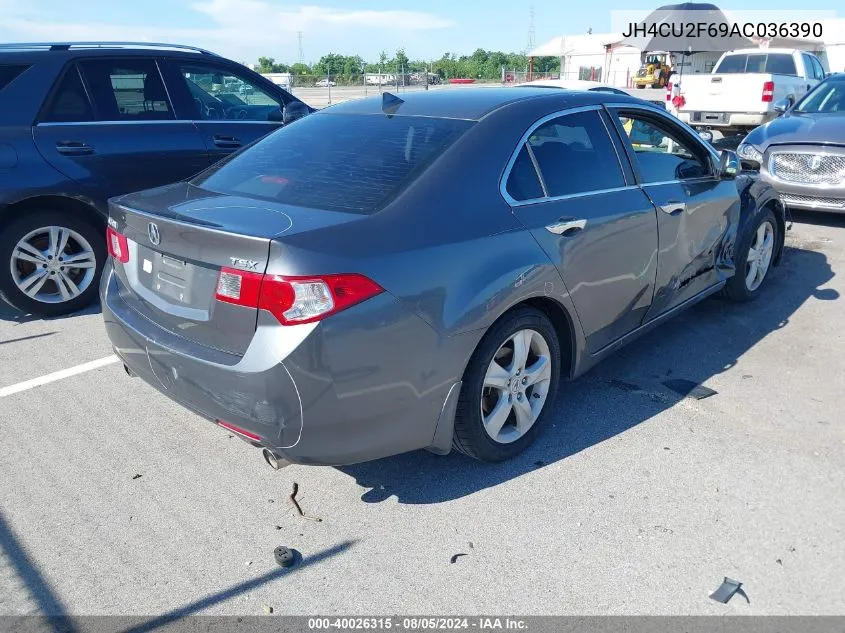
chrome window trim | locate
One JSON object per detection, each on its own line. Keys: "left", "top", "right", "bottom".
{"left": 524, "top": 143, "right": 549, "bottom": 197}
{"left": 499, "top": 104, "right": 631, "bottom": 207}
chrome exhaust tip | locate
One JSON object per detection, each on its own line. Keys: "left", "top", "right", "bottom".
{"left": 262, "top": 448, "right": 290, "bottom": 470}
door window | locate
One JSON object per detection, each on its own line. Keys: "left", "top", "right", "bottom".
{"left": 521, "top": 110, "right": 625, "bottom": 198}
{"left": 78, "top": 58, "right": 174, "bottom": 121}
{"left": 175, "top": 63, "right": 282, "bottom": 121}
{"left": 613, "top": 111, "right": 712, "bottom": 183}
{"left": 811, "top": 56, "right": 826, "bottom": 80}
{"left": 41, "top": 66, "right": 95, "bottom": 123}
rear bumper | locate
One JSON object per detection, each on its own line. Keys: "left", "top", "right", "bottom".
{"left": 100, "top": 263, "right": 460, "bottom": 465}
{"left": 680, "top": 111, "right": 770, "bottom": 129}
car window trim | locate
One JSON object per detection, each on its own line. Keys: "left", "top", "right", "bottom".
{"left": 74, "top": 55, "right": 177, "bottom": 122}
{"left": 34, "top": 62, "right": 96, "bottom": 125}
{"left": 603, "top": 102, "right": 720, "bottom": 185}
{"left": 499, "top": 104, "right": 634, "bottom": 208}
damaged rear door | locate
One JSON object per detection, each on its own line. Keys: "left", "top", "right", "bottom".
{"left": 607, "top": 105, "right": 740, "bottom": 319}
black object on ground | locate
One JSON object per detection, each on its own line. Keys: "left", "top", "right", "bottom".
{"left": 274, "top": 546, "right": 298, "bottom": 568}
{"left": 663, "top": 378, "right": 717, "bottom": 400}
{"left": 450, "top": 553, "right": 468, "bottom": 564}
{"left": 709, "top": 577, "right": 749, "bottom": 604}
{"left": 289, "top": 482, "right": 323, "bottom": 522}
{"left": 132, "top": 474, "right": 142, "bottom": 480}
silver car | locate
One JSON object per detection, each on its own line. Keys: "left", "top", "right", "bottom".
{"left": 101, "top": 88, "right": 784, "bottom": 467}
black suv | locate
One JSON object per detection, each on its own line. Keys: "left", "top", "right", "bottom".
{"left": 0, "top": 42, "right": 311, "bottom": 316}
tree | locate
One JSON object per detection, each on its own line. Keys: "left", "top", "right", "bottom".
{"left": 393, "top": 48, "right": 410, "bottom": 74}
{"left": 290, "top": 63, "right": 310, "bottom": 75}
{"left": 255, "top": 56, "right": 289, "bottom": 73}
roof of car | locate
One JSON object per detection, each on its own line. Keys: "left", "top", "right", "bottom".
{"left": 0, "top": 42, "right": 222, "bottom": 61}
{"left": 319, "top": 87, "right": 644, "bottom": 121}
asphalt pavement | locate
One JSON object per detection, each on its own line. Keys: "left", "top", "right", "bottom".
{"left": 1, "top": 213, "right": 843, "bottom": 617}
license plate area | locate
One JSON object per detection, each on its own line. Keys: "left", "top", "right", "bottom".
{"left": 138, "top": 251, "right": 196, "bottom": 305}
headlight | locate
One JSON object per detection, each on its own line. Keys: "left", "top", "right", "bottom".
{"left": 737, "top": 143, "right": 763, "bottom": 163}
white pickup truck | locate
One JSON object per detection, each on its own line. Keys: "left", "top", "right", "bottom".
{"left": 676, "top": 48, "right": 826, "bottom": 135}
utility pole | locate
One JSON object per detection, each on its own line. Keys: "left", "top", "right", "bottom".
{"left": 527, "top": 6, "right": 536, "bottom": 56}
{"left": 297, "top": 31, "right": 304, "bottom": 65}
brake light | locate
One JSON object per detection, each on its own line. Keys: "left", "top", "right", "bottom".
{"left": 216, "top": 420, "right": 262, "bottom": 441}
{"left": 106, "top": 227, "right": 129, "bottom": 263}
{"left": 762, "top": 80, "right": 775, "bottom": 102}
{"left": 215, "top": 269, "right": 383, "bottom": 325}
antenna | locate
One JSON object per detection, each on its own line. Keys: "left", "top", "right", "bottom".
{"left": 297, "top": 31, "right": 304, "bottom": 65}
{"left": 527, "top": 6, "right": 536, "bottom": 55}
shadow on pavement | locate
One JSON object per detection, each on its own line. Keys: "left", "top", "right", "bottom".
{"left": 340, "top": 244, "right": 837, "bottom": 504}
{"left": 0, "top": 301, "right": 102, "bottom": 326}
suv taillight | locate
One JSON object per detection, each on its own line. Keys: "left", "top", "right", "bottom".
{"left": 106, "top": 227, "right": 129, "bottom": 263}
{"left": 215, "top": 268, "right": 383, "bottom": 325}
{"left": 762, "top": 81, "right": 775, "bottom": 102}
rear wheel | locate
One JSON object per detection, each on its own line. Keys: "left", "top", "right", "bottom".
{"left": 0, "top": 211, "right": 105, "bottom": 316}
{"left": 724, "top": 208, "right": 778, "bottom": 302}
{"left": 453, "top": 307, "right": 560, "bottom": 462}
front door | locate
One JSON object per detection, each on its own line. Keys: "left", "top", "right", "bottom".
{"left": 507, "top": 107, "right": 659, "bottom": 354}
{"left": 32, "top": 58, "right": 209, "bottom": 199}
{"left": 162, "top": 60, "right": 287, "bottom": 164}
{"left": 607, "top": 106, "right": 740, "bottom": 319}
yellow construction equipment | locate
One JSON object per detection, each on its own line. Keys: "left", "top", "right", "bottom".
{"left": 633, "top": 52, "right": 673, "bottom": 89}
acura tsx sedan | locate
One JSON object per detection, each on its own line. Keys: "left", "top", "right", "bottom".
{"left": 101, "top": 88, "right": 785, "bottom": 466}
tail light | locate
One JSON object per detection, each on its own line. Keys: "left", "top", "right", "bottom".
{"left": 762, "top": 81, "right": 775, "bottom": 102}
{"left": 106, "top": 227, "right": 129, "bottom": 263}
{"left": 215, "top": 268, "right": 383, "bottom": 325}
{"left": 216, "top": 420, "right": 262, "bottom": 441}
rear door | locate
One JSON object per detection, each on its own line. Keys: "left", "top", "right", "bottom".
{"left": 506, "top": 107, "right": 659, "bottom": 354}
{"left": 607, "top": 105, "right": 738, "bottom": 320}
{"left": 162, "top": 59, "right": 288, "bottom": 164}
{"left": 31, "top": 58, "right": 209, "bottom": 197}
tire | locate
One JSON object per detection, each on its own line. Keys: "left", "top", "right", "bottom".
{"left": 723, "top": 207, "right": 778, "bottom": 302}
{"left": 453, "top": 306, "right": 561, "bottom": 462}
{"left": 0, "top": 210, "right": 105, "bottom": 316}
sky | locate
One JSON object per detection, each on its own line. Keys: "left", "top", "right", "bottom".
{"left": 1, "top": 0, "right": 843, "bottom": 65}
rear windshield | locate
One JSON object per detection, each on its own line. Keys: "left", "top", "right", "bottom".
{"left": 0, "top": 64, "right": 30, "bottom": 91}
{"left": 715, "top": 53, "right": 797, "bottom": 76}
{"left": 193, "top": 113, "right": 473, "bottom": 213}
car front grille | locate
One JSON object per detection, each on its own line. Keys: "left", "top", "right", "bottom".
{"left": 770, "top": 152, "right": 845, "bottom": 185}
{"left": 780, "top": 193, "right": 845, "bottom": 209}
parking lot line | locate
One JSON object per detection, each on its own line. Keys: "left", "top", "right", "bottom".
{"left": 0, "top": 355, "right": 119, "bottom": 398}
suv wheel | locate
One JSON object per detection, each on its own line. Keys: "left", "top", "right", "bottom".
{"left": 453, "top": 307, "right": 560, "bottom": 462}
{"left": 724, "top": 208, "right": 778, "bottom": 302}
{"left": 0, "top": 211, "right": 105, "bottom": 316}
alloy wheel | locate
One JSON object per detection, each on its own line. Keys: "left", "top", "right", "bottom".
{"left": 745, "top": 220, "right": 775, "bottom": 292}
{"left": 481, "top": 328, "right": 553, "bottom": 444}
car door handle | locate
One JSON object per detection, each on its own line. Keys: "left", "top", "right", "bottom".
{"left": 55, "top": 141, "right": 94, "bottom": 156}
{"left": 545, "top": 218, "right": 586, "bottom": 236}
{"left": 213, "top": 135, "right": 242, "bottom": 149}
{"left": 660, "top": 201, "right": 686, "bottom": 216}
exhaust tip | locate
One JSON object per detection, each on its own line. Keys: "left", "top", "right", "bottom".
{"left": 262, "top": 448, "right": 290, "bottom": 470}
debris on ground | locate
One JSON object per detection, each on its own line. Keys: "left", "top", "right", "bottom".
{"left": 776, "top": 558, "right": 783, "bottom": 565}
{"left": 274, "top": 525, "right": 283, "bottom": 530}
{"left": 468, "top": 542, "right": 474, "bottom": 550}
{"left": 663, "top": 378, "right": 718, "bottom": 400}
{"left": 608, "top": 379, "right": 642, "bottom": 392}
{"left": 709, "top": 577, "right": 749, "bottom": 604}
{"left": 289, "top": 482, "right": 322, "bottom": 522}
{"left": 263, "top": 606, "right": 274, "bottom": 614}
{"left": 274, "top": 546, "right": 297, "bottom": 568}
{"left": 268, "top": 499, "right": 275, "bottom": 503}
{"left": 450, "top": 553, "right": 468, "bottom": 564}
{"left": 245, "top": 561, "right": 252, "bottom": 566}
{"left": 132, "top": 474, "right": 142, "bottom": 480}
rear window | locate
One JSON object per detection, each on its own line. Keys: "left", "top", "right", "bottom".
{"left": 0, "top": 64, "right": 30, "bottom": 91}
{"left": 192, "top": 113, "right": 473, "bottom": 213}
{"left": 715, "top": 53, "right": 797, "bottom": 75}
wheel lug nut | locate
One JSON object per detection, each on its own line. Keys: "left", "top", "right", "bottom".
{"left": 522, "top": 377, "right": 527, "bottom": 384}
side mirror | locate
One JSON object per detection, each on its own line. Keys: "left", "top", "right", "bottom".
{"left": 773, "top": 96, "right": 794, "bottom": 114}
{"left": 718, "top": 150, "right": 740, "bottom": 179}
{"left": 282, "top": 101, "right": 310, "bottom": 125}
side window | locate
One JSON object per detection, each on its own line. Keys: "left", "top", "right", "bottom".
{"left": 175, "top": 63, "right": 282, "bottom": 121}
{"left": 41, "top": 66, "right": 94, "bottom": 123}
{"left": 79, "top": 58, "right": 174, "bottom": 121}
{"left": 0, "top": 64, "right": 30, "bottom": 91}
{"left": 812, "top": 57, "right": 826, "bottom": 80}
{"left": 766, "top": 54, "right": 797, "bottom": 76}
{"left": 505, "top": 146, "right": 544, "bottom": 202}
{"left": 613, "top": 111, "right": 712, "bottom": 183}
{"left": 525, "top": 111, "right": 625, "bottom": 197}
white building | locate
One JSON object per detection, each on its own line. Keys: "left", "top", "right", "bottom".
{"left": 530, "top": 17, "right": 845, "bottom": 88}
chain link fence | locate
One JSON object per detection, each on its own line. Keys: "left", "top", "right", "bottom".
{"left": 502, "top": 68, "right": 635, "bottom": 88}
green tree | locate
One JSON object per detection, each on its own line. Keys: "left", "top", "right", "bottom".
{"left": 255, "top": 56, "right": 288, "bottom": 73}
{"left": 290, "top": 63, "right": 310, "bottom": 75}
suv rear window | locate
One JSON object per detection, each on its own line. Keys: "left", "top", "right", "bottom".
{"left": 192, "top": 113, "right": 473, "bottom": 213}
{"left": 715, "top": 53, "right": 797, "bottom": 75}
{"left": 0, "top": 64, "right": 30, "bottom": 91}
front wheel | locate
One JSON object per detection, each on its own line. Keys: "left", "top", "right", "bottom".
{"left": 0, "top": 211, "right": 105, "bottom": 316}
{"left": 724, "top": 208, "right": 778, "bottom": 302}
{"left": 453, "top": 307, "right": 560, "bottom": 462}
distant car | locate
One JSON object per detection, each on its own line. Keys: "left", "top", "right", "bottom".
{"left": 738, "top": 73, "right": 845, "bottom": 213}
{"left": 315, "top": 78, "right": 336, "bottom": 88}
{"left": 0, "top": 41, "right": 311, "bottom": 316}
{"left": 101, "top": 88, "right": 784, "bottom": 468}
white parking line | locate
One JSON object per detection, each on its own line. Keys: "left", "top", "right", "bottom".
{"left": 0, "top": 355, "right": 119, "bottom": 398}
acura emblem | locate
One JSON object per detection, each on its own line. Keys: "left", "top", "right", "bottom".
{"left": 148, "top": 222, "right": 161, "bottom": 246}
{"left": 810, "top": 155, "right": 822, "bottom": 170}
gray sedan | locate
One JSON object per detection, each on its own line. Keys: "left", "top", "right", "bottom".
{"left": 101, "top": 88, "right": 784, "bottom": 467}
{"left": 738, "top": 73, "right": 845, "bottom": 213}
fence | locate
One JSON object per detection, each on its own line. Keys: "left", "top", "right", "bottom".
{"left": 502, "top": 68, "right": 636, "bottom": 88}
